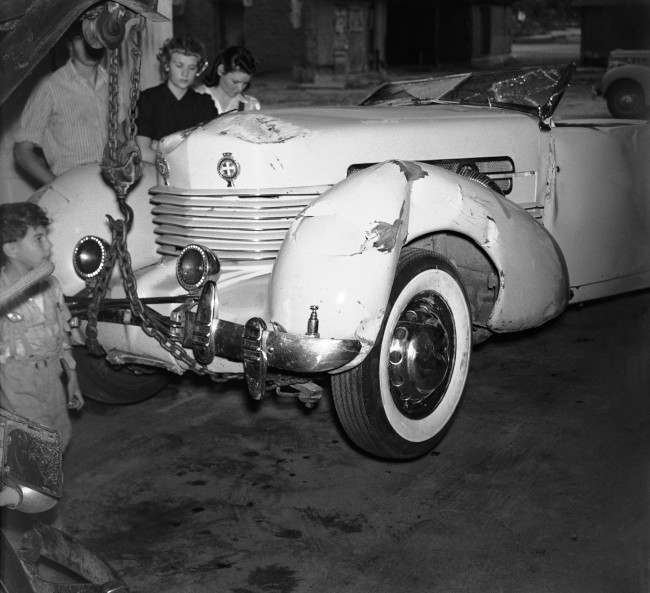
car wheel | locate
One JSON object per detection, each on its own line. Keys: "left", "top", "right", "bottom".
{"left": 331, "top": 248, "right": 472, "bottom": 459}
{"left": 74, "top": 346, "right": 170, "bottom": 404}
{"left": 606, "top": 79, "right": 646, "bottom": 119}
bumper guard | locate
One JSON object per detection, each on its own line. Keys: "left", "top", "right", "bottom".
{"left": 182, "top": 281, "right": 361, "bottom": 398}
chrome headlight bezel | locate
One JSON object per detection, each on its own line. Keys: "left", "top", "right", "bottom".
{"left": 175, "top": 244, "right": 221, "bottom": 292}
{"left": 72, "top": 235, "right": 109, "bottom": 280}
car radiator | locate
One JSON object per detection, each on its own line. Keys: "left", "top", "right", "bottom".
{"left": 149, "top": 185, "right": 331, "bottom": 263}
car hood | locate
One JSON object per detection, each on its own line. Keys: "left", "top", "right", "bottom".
{"left": 157, "top": 105, "right": 535, "bottom": 190}
{"left": 207, "top": 103, "right": 523, "bottom": 137}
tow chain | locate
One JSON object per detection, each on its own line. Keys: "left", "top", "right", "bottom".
{"left": 85, "top": 15, "right": 208, "bottom": 375}
{"left": 111, "top": 214, "right": 209, "bottom": 374}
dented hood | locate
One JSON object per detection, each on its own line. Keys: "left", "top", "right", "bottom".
{"left": 158, "top": 105, "right": 535, "bottom": 190}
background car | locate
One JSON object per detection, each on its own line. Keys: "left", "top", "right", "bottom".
{"left": 595, "top": 49, "right": 650, "bottom": 118}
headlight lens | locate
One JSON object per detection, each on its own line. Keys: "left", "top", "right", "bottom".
{"left": 176, "top": 244, "right": 220, "bottom": 292}
{"left": 72, "top": 236, "right": 109, "bottom": 280}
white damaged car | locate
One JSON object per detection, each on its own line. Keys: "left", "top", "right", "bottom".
{"left": 36, "top": 64, "right": 650, "bottom": 459}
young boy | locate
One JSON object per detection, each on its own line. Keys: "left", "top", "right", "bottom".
{"left": 0, "top": 202, "right": 83, "bottom": 450}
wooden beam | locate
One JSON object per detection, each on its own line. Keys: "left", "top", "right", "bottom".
{"left": 0, "top": 0, "right": 26, "bottom": 24}
{"left": 0, "top": 0, "right": 166, "bottom": 106}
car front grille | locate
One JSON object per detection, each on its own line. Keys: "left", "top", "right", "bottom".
{"left": 150, "top": 186, "right": 330, "bottom": 263}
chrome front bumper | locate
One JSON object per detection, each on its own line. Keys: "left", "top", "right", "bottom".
{"left": 171, "top": 281, "right": 361, "bottom": 398}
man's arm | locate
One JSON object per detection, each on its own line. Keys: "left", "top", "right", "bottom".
{"left": 14, "top": 140, "right": 55, "bottom": 186}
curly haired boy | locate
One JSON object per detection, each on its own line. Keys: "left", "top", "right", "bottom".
{"left": 0, "top": 202, "right": 83, "bottom": 450}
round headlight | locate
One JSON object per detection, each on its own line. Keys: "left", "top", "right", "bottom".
{"left": 176, "top": 244, "right": 220, "bottom": 292}
{"left": 73, "top": 236, "right": 109, "bottom": 280}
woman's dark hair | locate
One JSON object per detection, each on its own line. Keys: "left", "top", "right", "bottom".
{"left": 0, "top": 202, "right": 50, "bottom": 267}
{"left": 204, "top": 46, "right": 257, "bottom": 86}
{"left": 157, "top": 35, "right": 209, "bottom": 77}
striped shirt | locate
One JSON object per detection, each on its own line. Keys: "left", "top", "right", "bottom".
{"left": 14, "top": 60, "right": 109, "bottom": 176}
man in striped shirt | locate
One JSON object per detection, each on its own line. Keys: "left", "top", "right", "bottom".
{"left": 13, "top": 21, "right": 109, "bottom": 187}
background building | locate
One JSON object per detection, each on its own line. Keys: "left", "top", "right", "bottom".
{"left": 174, "top": 0, "right": 515, "bottom": 81}
{"left": 573, "top": 0, "right": 650, "bottom": 64}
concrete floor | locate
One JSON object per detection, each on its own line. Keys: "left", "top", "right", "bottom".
{"left": 49, "top": 288, "right": 648, "bottom": 593}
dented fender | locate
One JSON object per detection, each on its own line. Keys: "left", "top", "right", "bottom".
{"left": 269, "top": 160, "right": 569, "bottom": 368}
{"left": 269, "top": 161, "right": 415, "bottom": 358}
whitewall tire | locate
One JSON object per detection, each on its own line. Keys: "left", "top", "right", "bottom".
{"left": 332, "top": 248, "right": 472, "bottom": 459}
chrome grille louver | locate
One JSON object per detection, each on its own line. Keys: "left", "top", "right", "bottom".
{"left": 150, "top": 186, "right": 330, "bottom": 263}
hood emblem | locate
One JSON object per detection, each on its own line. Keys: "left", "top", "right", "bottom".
{"left": 217, "top": 152, "right": 239, "bottom": 187}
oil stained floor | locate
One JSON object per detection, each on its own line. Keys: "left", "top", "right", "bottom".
{"left": 57, "top": 290, "right": 648, "bottom": 593}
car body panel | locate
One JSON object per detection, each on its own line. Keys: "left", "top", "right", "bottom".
{"left": 35, "top": 164, "right": 161, "bottom": 295}
{"left": 159, "top": 107, "right": 544, "bottom": 198}
{"left": 548, "top": 122, "right": 650, "bottom": 301}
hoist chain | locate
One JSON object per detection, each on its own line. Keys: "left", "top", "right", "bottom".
{"left": 100, "top": 16, "right": 144, "bottom": 205}
{"left": 126, "top": 20, "right": 143, "bottom": 142}
{"left": 104, "top": 48, "right": 120, "bottom": 166}
{"left": 86, "top": 14, "right": 206, "bottom": 373}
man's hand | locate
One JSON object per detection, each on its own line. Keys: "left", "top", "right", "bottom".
{"left": 66, "top": 370, "right": 85, "bottom": 411}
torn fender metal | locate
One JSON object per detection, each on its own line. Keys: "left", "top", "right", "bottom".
{"left": 269, "top": 161, "right": 412, "bottom": 361}
{"left": 270, "top": 160, "right": 569, "bottom": 365}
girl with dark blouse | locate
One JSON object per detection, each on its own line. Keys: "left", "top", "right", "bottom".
{"left": 136, "top": 36, "right": 218, "bottom": 163}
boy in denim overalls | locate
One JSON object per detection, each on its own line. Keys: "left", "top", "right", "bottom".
{"left": 0, "top": 202, "right": 83, "bottom": 450}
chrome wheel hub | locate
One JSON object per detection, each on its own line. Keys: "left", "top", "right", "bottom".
{"left": 388, "top": 292, "right": 455, "bottom": 419}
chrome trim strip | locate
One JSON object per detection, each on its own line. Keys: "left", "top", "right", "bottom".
{"left": 151, "top": 184, "right": 332, "bottom": 197}
{"left": 150, "top": 195, "right": 317, "bottom": 208}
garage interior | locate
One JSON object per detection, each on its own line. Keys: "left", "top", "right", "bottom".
{"left": 0, "top": 2, "right": 648, "bottom": 592}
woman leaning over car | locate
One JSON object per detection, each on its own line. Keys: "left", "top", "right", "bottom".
{"left": 195, "top": 46, "right": 260, "bottom": 114}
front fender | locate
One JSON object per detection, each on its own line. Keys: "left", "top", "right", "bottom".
{"left": 32, "top": 163, "right": 161, "bottom": 295}
{"left": 269, "top": 160, "right": 413, "bottom": 351}
{"left": 269, "top": 160, "right": 568, "bottom": 360}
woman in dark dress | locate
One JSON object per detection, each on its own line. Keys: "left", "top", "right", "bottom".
{"left": 136, "top": 36, "right": 218, "bottom": 163}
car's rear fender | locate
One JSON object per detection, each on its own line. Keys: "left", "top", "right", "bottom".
{"left": 269, "top": 160, "right": 569, "bottom": 365}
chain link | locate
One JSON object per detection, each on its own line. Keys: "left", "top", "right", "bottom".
{"left": 105, "top": 48, "right": 120, "bottom": 165}
{"left": 127, "top": 18, "right": 143, "bottom": 141}
{"left": 85, "top": 244, "right": 116, "bottom": 356}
